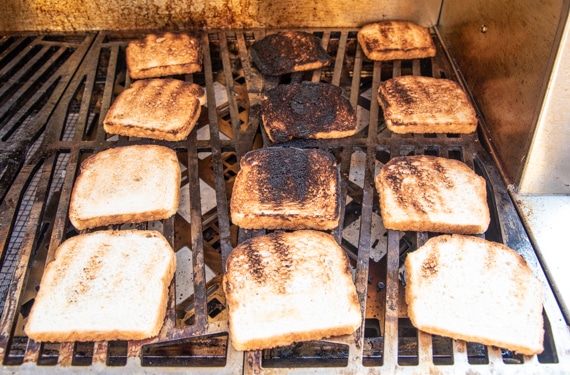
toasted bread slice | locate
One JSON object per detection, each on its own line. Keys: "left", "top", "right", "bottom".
{"left": 69, "top": 145, "right": 181, "bottom": 230}
{"left": 404, "top": 234, "right": 544, "bottom": 355}
{"left": 377, "top": 76, "right": 478, "bottom": 134}
{"left": 103, "top": 79, "right": 203, "bottom": 141}
{"left": 126, "top": 32, "right": 202, "bottom": 79}
{"left": 375, "top": 155, "right": 490, "bottom": 234}
{"left": 357, "top": 21, "right": 436, "bottom": 61}
{"left": 230, "top": 147, "right": 340, "bottom": 230}
{"left": 251, "top": 31, "right": 331, "bottom": 76}
{"left": 261, "top": 82, "right": 358, "bottom": 143}
{"left": 223, "top": 230, "right": 362, "bottom": 351}
{"left": 25, "top": 230, "right": 176, "bottom": 342}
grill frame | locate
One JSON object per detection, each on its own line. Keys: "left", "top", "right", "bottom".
{"left": 0, "top": 28, "right": 568, "bottom": 374}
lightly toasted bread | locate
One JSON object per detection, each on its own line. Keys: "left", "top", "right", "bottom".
{"left": 69, "top": 145, "right": 181, "bottom": 230}
{"left": 104, "top": 78, "right": 204, "bottom": 141}
{"left": 126, "top": 32, "right": 202, "bottom": 80}
{"left": 375, "top": 155, "right": 490, "bottom": 234}
{"left": 377, "top": 75, "right": 478, "bottom": 134}
{"left": 404, "top": 234, "right": 544, "bottom": 355}
{"left": 357, "top": 20, "right": 436, "bottom": 61}
{"left": 230, "top": 147, "right": 340, "bottom": 230}
{"left": 261, "top": 82, "right": 358, "bottom": 143}
{"left": 223, "top": 230, "right": 362, "bottom": 351}
{"left": 251, "top": 31, "right": 331, "bottom": 76}
{"left": 25, "top": 230, "right": 176, "bottom": 342}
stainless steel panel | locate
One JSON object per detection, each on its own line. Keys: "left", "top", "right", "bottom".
{"left": 438, "top": 0, "right": 568, "bottom": 191}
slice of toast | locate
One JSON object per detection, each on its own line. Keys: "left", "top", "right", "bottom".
{"left": 375, "top": 155, "right": 490, "bottom": 234}
{"left": 357, "top": 21, "right": 436, "bottom": 61}
{"left": 103, "top": 78, "right": 204, "bottom": 141}
{"left": 251, "top": 31, "right": 331, "bottom": 76}
{"left": 261, "top": 82, "right": 358, "bottom": 143}
{"left": 404, "top": 234, "right": 544, "bottom": 355}
{"left": 230, "top": 147, "right": 340, "bottom": 230}
{"left": 126, "top": 32, "right": 202, "bottom": 80}
{"left": 25, "top": 230, "right": 176, "bottom": 342}
{"left": 377, "top": 76, "right": 478, "bottom": 134}
{"left": 69, "top": 145, "right": 181, "bottom": 230}
{"left": 223, "top": 230, "right": 362, "bottom": 351}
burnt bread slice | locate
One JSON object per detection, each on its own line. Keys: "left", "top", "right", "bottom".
{"left": 223, "top": 230, "right": 362, "bottom": 351}
{"left": 69, "top": 145, "right": 181, "bottom": 230}
{"left": 404, "top": 234, "right": 544, "bottom": 355}
{"left": 251, "top": 31, "right": 331, "bottom": 76}
{"left": 261, "top": 82, "right": 358, "bottom": 143}
{"left": 230, "top": 147, "right": 340, "bottom": 230}
{"left": 104, "top": 78, "right": 204, "bottom": 141}
{"left": 357, "top": 20, "right": 436, "bottom": 61}
{"left": 126, "top": 32, "right": 202, "bottom": 79}
{"left": 375, "top": 155, "right": 490, "bottom": 234}
{"left": 377, "top": 75, "right": 478, "bottom": 134}
{"left": 25, "top": 230, "right": 176, "bottom": 342}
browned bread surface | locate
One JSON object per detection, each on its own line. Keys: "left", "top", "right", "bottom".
{"left": 261, "top": 82, "right": 358, "bottom": 143}
{"left": 251, "top": 31, "right": 331, "bottom": 76}
{"left": 357, "top": 20, "right": 436, "bottom": 61}
{"left": 375, "top": 155, "right": 490, "bottom": 234}
{"left": 25, "top": 230, "right": 176, "bottom": 342}
{"left": 223, "top": 230, "right": 362, "bottom": 351}
{"left": 377, "top": 75, "right": 478, "bottom": 134}
{"left": 126, "top": 32, "right": 202, "bottom": 79}
{"left": 103, "top": 78, "right": 203, "bottom": 141}
{"left": 69, "top": 145, "right": 181, "bottom": 230}
{"left": 230, "top": 147, "right": 340, "bottom": 230}
{"left": 404, "top": 234, "right": 544, "bottom": 355}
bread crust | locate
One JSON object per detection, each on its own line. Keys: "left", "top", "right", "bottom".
{"left": 69, "top": 145, "right": 181, "bottom": 230}
{"left": 261, "top": 82, "right": 358, "bottom": 143}
{"left": 376, "top": 155, "right": 490, "bottom": 234}
{"left": 377, "top": 76, "right": 477, "bottom": 134}
{"left": 103, "top": 78, "right": 203, "bottom": 141}
{"left": 230, "top": 147, "right": 340, "bottom": 230}
{"left": 223, "top": 230, "right": 361, "bottom": 351}
{"left": 126, "top": 32, "right": 202, "bottom": 80}
{"left": 357, "top": 21, "right": 436, "bottom": 61}
{"left": 404, "top": 234, "right": 544, "bottom": 355}
{"left": 25, "top": 230, "right": 176, "bottom": 342}
{"left": 251, "top": 31, "right": 331, "bottom": 76}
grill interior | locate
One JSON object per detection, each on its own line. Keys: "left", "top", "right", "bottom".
{"left": 0, "top": 29, "right": 569, "bottom": 374}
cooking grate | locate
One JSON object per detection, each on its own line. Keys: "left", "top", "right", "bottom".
{"left": 0, "top": 28, "right": 568, "bottom": 374}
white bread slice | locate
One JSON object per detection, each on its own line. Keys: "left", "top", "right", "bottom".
{"left": 69, "top": 145, "right": 181, "bottom": 230}
{"left": 377, "top": 76, "right": 478, "bottom": 134}
{"left": 404, "top": 234, "right": 544, "bottom": 355}
{"left": 223, "top": 230, "right": 362, "bottom": 351}
{"left": 357, "top": 21, "right": 436, "bottom": 61}
{"left": 25, "top": 230, "right": 176, "bottom": 342}
{"left": 375, "top": 155, "right": 490, "bottom": 234}
{"left": 103, "top": 78, "right": 204, "bottom": 141}
{"left": 230, "top": 147, "right": 340, "bottom": 230}
{"left": 126, "top": 32, "right": 202, "bottom": 80}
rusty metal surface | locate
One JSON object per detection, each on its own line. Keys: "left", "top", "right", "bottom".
{"left": 0, "top": 0, "right": 442, "bottom": 32}
{"left": 0, "top": 28, "right": 568, "bottom": 374}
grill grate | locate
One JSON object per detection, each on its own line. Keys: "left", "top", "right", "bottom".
{"left": 0, "top": 29, "right": 568, "bottom": 374}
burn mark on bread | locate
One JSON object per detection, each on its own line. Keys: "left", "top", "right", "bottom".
{"left": 251, "top": 31, "right": 331, "bottom": 76}
{"left": 421, "top": 248, "right": 440, "bottom": 277}
{"left": 381, "top": 156, "right": 456, "bottom": 214}
{"left": 262, "top": 82, "right": 356, "bottom": 142}
{"left": 247, "top": 148, "right": 336, "bottom": 207}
